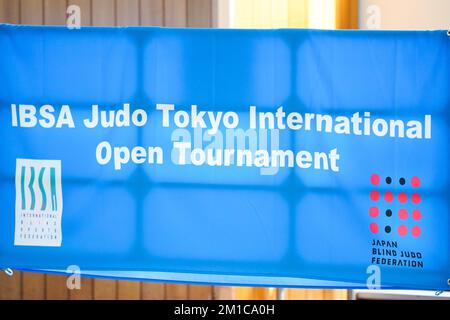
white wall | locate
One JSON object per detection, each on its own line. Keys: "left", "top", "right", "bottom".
{"left": 359, "top": 0, "right": 450, "bottom": 30}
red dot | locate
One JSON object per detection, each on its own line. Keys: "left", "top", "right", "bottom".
{"left": 398, "top": 225, "right": 408, "bottom": 236}
{"left": 398, "top": 208, "right": 408, "bottom": 220}
{"left": 411, "top": 226, "right": 421, "bottom": 237}
{"left": 384, "top": 191, "right": 393, "bottom": 202}
{"left": 369, "top": 206, "right": 379, "bottom": 218}
{"left": 412, "top": 209, "right": 422, "bottom": 221}
{"left": 370, "top": 223, "right": 379, "bottom": 234}
{"left": 411, "top": 176, "right": 421, "bottom": 188}
{"left": 371, "top": 174, "right": 380, "bottom": 185}
{"left": 412, "top": 193, "right": 421, "bottom": 204}
{"left": 370, "top": 190, "right": 380, "bottom": 201}
{"left": 398, "top": 192, "right": 408, "bottom": 203}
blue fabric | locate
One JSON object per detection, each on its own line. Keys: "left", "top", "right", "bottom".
{"left": 0, "top": 24, "right": 449, "bottom": 290}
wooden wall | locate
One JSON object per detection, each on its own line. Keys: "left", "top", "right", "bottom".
{"left": 0, "top": 0, "right": 215, "bottom": 27}
{"left": 0, "top": 0, "right": 348, "bottom": 300}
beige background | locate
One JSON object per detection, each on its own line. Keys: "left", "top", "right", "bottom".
{"left": 359, "top": 0, "right": 450, "bottom": 29}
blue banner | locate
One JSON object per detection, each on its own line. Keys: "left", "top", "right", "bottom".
{"left": 0, "top": 24, "right": 449, "bottom": 290}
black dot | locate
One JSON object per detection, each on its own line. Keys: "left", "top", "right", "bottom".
{"left": 386, "top": 177, "right": 392, "bottom": 184}
{"left": 399, "top": 178, "right": 406, "bottom": 185}
{"left": 386, "top": 209, "right": 392, "bottom": 217}
{"left": 385, "top": 226, "right": 391, "bottom": 233}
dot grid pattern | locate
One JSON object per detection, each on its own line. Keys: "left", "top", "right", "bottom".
{"left": 370, "top": 174, "right": 422, "bottom": 237}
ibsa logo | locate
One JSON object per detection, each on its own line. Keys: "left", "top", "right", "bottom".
{"left": 15, "top": 159, "right": 63, "bottom": 247}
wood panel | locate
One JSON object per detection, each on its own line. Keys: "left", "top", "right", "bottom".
{"left": 46, "top": 275, "right": 68, "bottom": 300}
{"left": 44, "top": 0, "right": 67, "bottom": 25}
{"left": 323, "top": 289, "right": 348, "bottom": 300}
{"left": 142, "top": 282, "right": 165, "bottom": 299}
{"left": 0, "top": 0, "right": 20, "bottom": 23}
{"left": 69, "top": 276, "right": 94, "bottom": 300}
{"left": 94, "top": 279, "right": 117, "bottom": 300}
{"left": 166, "top": 283, "right": 189, "bottom": 300}
{"left": 164, "top": 0, "right": 186, "bottom": 27}
{"left": 21, "top": 0, "right": 44, "bottom": 24}
{"left": 140, "top": 0, "right": 164, "bottom": 26}
{"left": 117, "top": 0, "right": 139, "bottom": 26}
{"left": 118, "top": 280, "right": 141, "bottom": 300}
{"left": 187, "top": 0, "right": 211, "bottom": 28}
{"left": 0, "top": 271, "right": 21, "bottom": 300}
{"left": 189, "top": 284, "right": 213, "bottom": 300}
{"left": 214, "top": 286, "right": 235, "bottom": 300}
{"left": 92, "top": 0, "right": 115, "bottom": 26}
{"left": 22, "top": 272, "right": 45, "bottom": 299}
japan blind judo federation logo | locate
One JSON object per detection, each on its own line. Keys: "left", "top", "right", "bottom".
{"left": 369, "top": 174, "right": 425, "bottom": 269}
{"left": 14, "top": 159, "right": 63, "bottom": 247}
